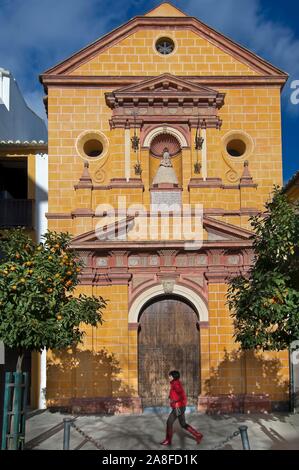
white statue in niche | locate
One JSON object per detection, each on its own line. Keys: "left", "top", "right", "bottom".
{"left": 152, "top": 146, "right": 178, "bottom": 186}
{"left": 160, "top": 147, "right": 172, "bottom": 167}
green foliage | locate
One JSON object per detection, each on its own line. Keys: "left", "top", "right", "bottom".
{"left": 227, "top": 187, "right": 299, "bottom": 351}
{"left": 0, "top": 229, "right": 106, "bottom": 359}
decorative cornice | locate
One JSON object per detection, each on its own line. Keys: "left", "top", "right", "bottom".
{"left": 40, "top": 16, "right": 288, "bottom": 80}
{"left": 63, "top": 178, "right": 145, "bottom": 192}
{"left": 46, "top": 213, "right": 73, "bottom": 219}
{"left": 71, "top": 240, "right": 253, "bottom": 250}
{"left": 46, "top": 207, "right": 260, "bottom": 220}
{"left": 188, "top": 177, "right": 223, "bottom": 189}
{"left": 109, "top": 115, "right": 222, "bottom": 130}
{"left": 109, "top": 178, "right": 144, "bottom": 190}
{"left": 71, "top": 208, "right": 94, "bottom": 217}
{"left": 92, "top": 185, "right": 111, "bottom": 190}
{"left": 40, "top": 75, "right": 288, "bottom": 90}
{"left": 188, "top": 177, "right": 258, "bottom": 190}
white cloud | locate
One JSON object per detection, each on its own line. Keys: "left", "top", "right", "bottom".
{"left": 185, "top": 0, "right": 299, "bottom": 113}
{"left": 0, "top": 0, "right": 127, "bottom": 118}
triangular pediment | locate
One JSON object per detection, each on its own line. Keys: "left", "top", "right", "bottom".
{"left": 70, "top": 214, "right": 253, "bottom": 248}
{"left": 40, "top": 3, "right": 288, "bottom": 79}
{"left": 105, "top": 73, "right": 225, "bottom": 110}
{"left": 112, "top": 74, "right": 219, "bottom": 95}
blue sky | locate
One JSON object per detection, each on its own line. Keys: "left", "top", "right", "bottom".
{"left": 0, "top": 0, "right": 298, "bottom": 182}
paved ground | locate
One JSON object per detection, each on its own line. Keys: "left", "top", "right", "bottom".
{"left": 24, "top": 409, "right": 299, "bottom": 450}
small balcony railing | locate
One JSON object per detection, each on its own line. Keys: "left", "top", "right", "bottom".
{"left": 0, "top": 199, "right": 33, "bottom": 228}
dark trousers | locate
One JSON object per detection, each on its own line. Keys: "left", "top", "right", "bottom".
{"left": 167, "top": 407, "right": 188, "bottom": 432}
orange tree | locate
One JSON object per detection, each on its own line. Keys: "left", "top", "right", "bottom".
{"left": 227, "top": 187, "right": 299, "bottom": 351}
{"left": 0, "top": 228, "right": 106, "bottom": 372}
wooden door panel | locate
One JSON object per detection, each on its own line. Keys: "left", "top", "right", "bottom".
{"left": 138, "top": 298, "right": 199, "bottom": 407}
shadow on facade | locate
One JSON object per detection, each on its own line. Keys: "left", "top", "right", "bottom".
{"left": 203, "top": 349, "right": 289, "bottom": 414}
{"left": 46, "top": 348, "right": 139, "bottom": 415}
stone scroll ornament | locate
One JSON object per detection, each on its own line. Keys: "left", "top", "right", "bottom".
{"left": 94, "top": 168, "right": 106, "bottom": 183}
{"left": 221, "top": 150, "right": 239, "bottom": 183}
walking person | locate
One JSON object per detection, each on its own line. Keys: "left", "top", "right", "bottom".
{"left": 160, "top": 370, "right": 203, "bottom": 446}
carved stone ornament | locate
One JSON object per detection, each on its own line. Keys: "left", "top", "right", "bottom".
{"left": 162, "top": 279, "right": 175, "bottom": 294}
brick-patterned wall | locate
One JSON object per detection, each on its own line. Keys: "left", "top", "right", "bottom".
{"left": 207, "top": 283, "right": 289, "bottom": 402}
{"left": 46, "top": 284, "right": 136, "bottom": 408}
{"left": 69, "top": 30, "right": 259, "bottom": 77}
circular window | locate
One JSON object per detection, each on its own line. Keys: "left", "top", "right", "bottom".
{"left": 155, "top": 37, "right": 175, "bottom": 55}
{"left": 222, "top": 131, "right": 254, "bottom": 160}
{"left": 226, "top": 139, "right": 246, "bottom": 157}
{"left": 83, "top": 139, "right": 103, "bottom": 158}
{"left": 76, "top": 131, "right": 108, "bottom": 161}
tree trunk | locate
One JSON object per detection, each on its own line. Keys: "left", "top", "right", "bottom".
{"left": 16, "top": 353, "right": 24, "bottom": 373}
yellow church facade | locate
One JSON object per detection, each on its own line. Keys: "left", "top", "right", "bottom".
{"left": 40, "top": 3, "right": 290, "bottom": 413}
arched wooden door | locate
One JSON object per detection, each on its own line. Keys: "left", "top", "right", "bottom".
{"left": 138, "top": 296, "right": 200, "bottom": 408}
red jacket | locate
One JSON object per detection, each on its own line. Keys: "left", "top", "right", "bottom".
{"left": 169, "top": 379, "right": 187, "bottom": 408}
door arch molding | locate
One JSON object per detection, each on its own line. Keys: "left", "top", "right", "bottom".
{"left": 129, "top": 283, "right": 208, "bottom": 325}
